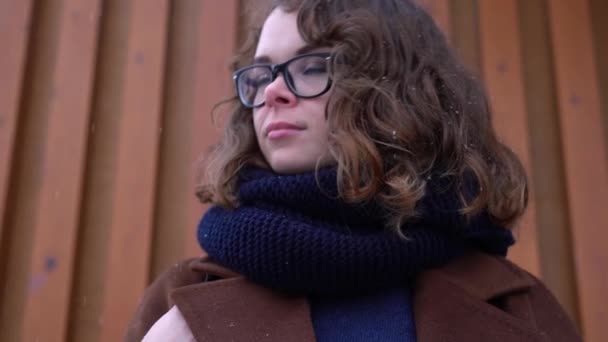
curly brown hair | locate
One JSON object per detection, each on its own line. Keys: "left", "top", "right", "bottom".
{"left": 197, "top": 0, "right": 528, "bottom": 233}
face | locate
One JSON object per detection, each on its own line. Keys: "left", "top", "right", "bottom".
{"left": 252, "top": 8, "right": 333, "bottom": 174}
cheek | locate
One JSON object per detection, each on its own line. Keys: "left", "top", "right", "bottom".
{"left": 310, "top": 103, "right": 331, "bottom": 137}
{"left": 252, "top": 111, "right": 264, "bottom": 140}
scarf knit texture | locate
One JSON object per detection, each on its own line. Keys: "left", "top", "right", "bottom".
{"left": 309, "top": 287, "right": 417, "bottom": 341}
{"left": 197, "top": 167, "right": 514, "bottom": 295}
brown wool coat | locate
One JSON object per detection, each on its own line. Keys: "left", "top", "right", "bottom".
{"left": 125, "top": 250, "right": 581, "bottom": 342}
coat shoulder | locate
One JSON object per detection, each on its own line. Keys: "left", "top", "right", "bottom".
{"left": 495, "top": 257, "right": 582, "bottom": 341}
{"left": 415, "top": 251, "right": 582, "bottom": 342}
{"left": 124, "top": 258, "right": 207, "bottom": 342}
{"left": 508, "top": 261, "right": 582, "bottom": 342}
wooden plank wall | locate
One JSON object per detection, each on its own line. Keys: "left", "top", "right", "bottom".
{"left": 0, "top": 0, "right": 605, "bottom": 340}
{"left": 0, "top": 0, "right": 237, "bottom": 341}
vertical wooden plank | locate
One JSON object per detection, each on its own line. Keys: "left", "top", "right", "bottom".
{"left": 478, "top": 1, "right": 540, "bottom": 275}
{"left": 449, "top": 0, "right": 480, "bottom": 73}
{"left": 0, "top": 0, "right": 33, "bottom": 249}
{"left": 68, "top": 1, "right": 130, "bottom": 341}
{"left": 152, "top": 0, "right": 202, "bottom": 279}
{"left": 98, "top": 0, "right": 169, "bottom": 340}
{"left": 417, "top": 0, "right": 451, "bottom": 39}
{"left": 151, "top": 0, "right": 240, "bottom": 275}
{"left": 18, "top": 0, "right": 101, "bottom": 341}
{"left": 518, "top": 0, "right": 579, "bottom": 323}
{"left": 0, "top": 2, "right": 66, "bottom": 340}
{"left": 185, "top": 0, "right": 239, "bottom": 258}
{"left": 589, "top": 0, "right": 608, "bottom": 162}
{"left": 548, "top": 1, "right": 608, "bottom": 340}
{"left": 0, "top": 2, "right": 53, "bottom": 340}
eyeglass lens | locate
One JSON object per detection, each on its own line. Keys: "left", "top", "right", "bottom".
{"left": 236, "top": 54, "right": 330, "bottom": 108}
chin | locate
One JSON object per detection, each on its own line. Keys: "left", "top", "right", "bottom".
{"left": 269, "top": 160, "right": 315, "bottom": 175}
{"left": 267, "top": 155, "right": 336, "bottom": 175}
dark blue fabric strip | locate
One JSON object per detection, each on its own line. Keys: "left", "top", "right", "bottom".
{"left": 309, "top": 287, "right": 416, "bottom": 342}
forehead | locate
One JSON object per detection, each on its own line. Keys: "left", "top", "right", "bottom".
{"left": 255, "top": 8, "right": 306, "bottom": 62}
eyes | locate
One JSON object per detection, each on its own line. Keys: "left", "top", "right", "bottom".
{"left": 234, "top": 52, "right": 332, "bottom": 108}
{"left": 299, "top": 61, "right": 329, "bottom": 76}
{"left": 241, "top": 59, "right": 329, "bottom": 88}
{"left": 243, "top": 72, "right": 271, "bottom": 88}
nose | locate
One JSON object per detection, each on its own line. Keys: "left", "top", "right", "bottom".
{"left": 263, "top": 74, "right": 296, "bottom": 108}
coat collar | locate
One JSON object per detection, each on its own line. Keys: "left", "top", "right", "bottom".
{"left": 413, "top": 251, "right": 546, "bottom": 342}
{"left": 171, "top": 255, "right": 316, "bottom": 342}
{"left": 417, "top": 250, "right": 536, "bottom": 301}
{"left": 171, "top": 251, "right": 545, "bottom": 342}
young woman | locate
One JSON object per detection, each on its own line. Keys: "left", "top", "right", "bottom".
{"left": 126, "top": 0, "right": 581, "bottom": 341}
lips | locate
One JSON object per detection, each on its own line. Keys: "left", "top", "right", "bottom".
{"left": 264, "top": 121, "right": 305, "bottom": 138}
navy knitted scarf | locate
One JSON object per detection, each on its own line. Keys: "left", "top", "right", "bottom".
{"left": 197, "top": 167, "right": 514, "bottom": 294}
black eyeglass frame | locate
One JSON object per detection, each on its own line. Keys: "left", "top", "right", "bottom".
{"left": 232, "top": 52, "right": 333, "bottom": 108}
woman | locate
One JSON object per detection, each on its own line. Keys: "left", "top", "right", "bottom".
{"left": 126, "top": 0, "right": 581, "bottom": 341}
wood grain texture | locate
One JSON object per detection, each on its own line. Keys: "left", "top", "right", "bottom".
{"left": 0, "top": 0, "right": 606, "bottom": 339}
{"left": 150, "top": 0, "right": 202, "bottom": 280}
{"left": 589, "top": 0, "right": 608, "bottom": 163}
{"left": 548, "top": 1, "right": 608, "bottom": 340}
{"left": 478, "top": 0, "right": 540, "bottom": 276}
{"left": 0, "top": 3, "right": 56, "bottom": 340}
{"left": 0, "top": 0, "right": 32, "bottom": 251}
{"left": 67, "top": 0, "right": 130, "bottom": 340}
{"left": 417, "top": 0, "right": 451, "bottom": 39}
{"left": 19, "top": 0, "right": 102, "bottom": 341}
{"left": 449, "top": 0, "right": 480, "bottom": 74}
{"left": 98, "top": 0, "right": 169, "bottom": 340}
{"left": 518, "top": 0, "right": 579, "bottom": 324}
{"left": 185, "top": 0, "right": 239, "bottom": 258}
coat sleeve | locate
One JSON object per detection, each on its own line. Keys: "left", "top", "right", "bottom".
{"left": 124, "top": 258, "right": 205, "bottom": 342}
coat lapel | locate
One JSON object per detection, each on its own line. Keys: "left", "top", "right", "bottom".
{"left": 413, "top": 251, "right": 547, "bottom": 342}
{"left": 170, "top": 260, "right": 316, "bottom": 342}
{"left": 172, "top": 252, "right": 549, "bottom": 342}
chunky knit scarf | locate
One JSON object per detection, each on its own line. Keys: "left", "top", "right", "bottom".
{"left": 197, "top": 168, "right": 514, "bottom": 294}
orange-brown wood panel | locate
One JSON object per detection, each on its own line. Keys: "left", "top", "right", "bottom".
{"left": 589, "top": 0, "right": 608, "bottom": 162}
{"left": 0, "top": 2, "right": 53, "bottom": 340}
{"left": 151, "top": 0, "right": 203, "bottom": 280}
{"left": 18, "top": 1, "right": 102, "bottom": 341}
{"left": 417, "top": 0, "right": 451, "bottom": 39}
{"left": 518, "top": 0, "right": 579, "bottom": 323}
{"left": 68, "top": 1, "right": 132, "bottom": 341}
{"left": 150, "top": 0, "right": 238, "bottom": 278}
{"left": 548, "top": 1, "right": 608, "bottom": 340}
{"left": 0, "top": 3, "right": 62, "bottom": 340}
{"left": 0, "top": 0, "right": 32, "bottom": 250}
{"left": 2, "top": 1, "right": 606, "bottom": 340}
{"left": 184, "top": 0, "right": 240, "bottom": 258}
{"left": 449, "top": 0, "right": 480, "bottom": 74}
{"left": 98, "top": 0, "right": 169, "bottom": 340}
{"left": 478, "top": 0, "right": 540, "bottom": 276}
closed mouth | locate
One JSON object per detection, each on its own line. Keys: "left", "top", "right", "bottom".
{"left": 264, "top": 121, "right": 306, "bottom": 137}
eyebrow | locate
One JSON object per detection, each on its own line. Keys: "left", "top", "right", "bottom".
{"left": 253, "top": 45, "right": 328, "bottom": 64}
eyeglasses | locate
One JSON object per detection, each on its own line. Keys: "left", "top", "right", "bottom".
{"left": 233, "top": 52, "right": 332, "bottom": 108}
